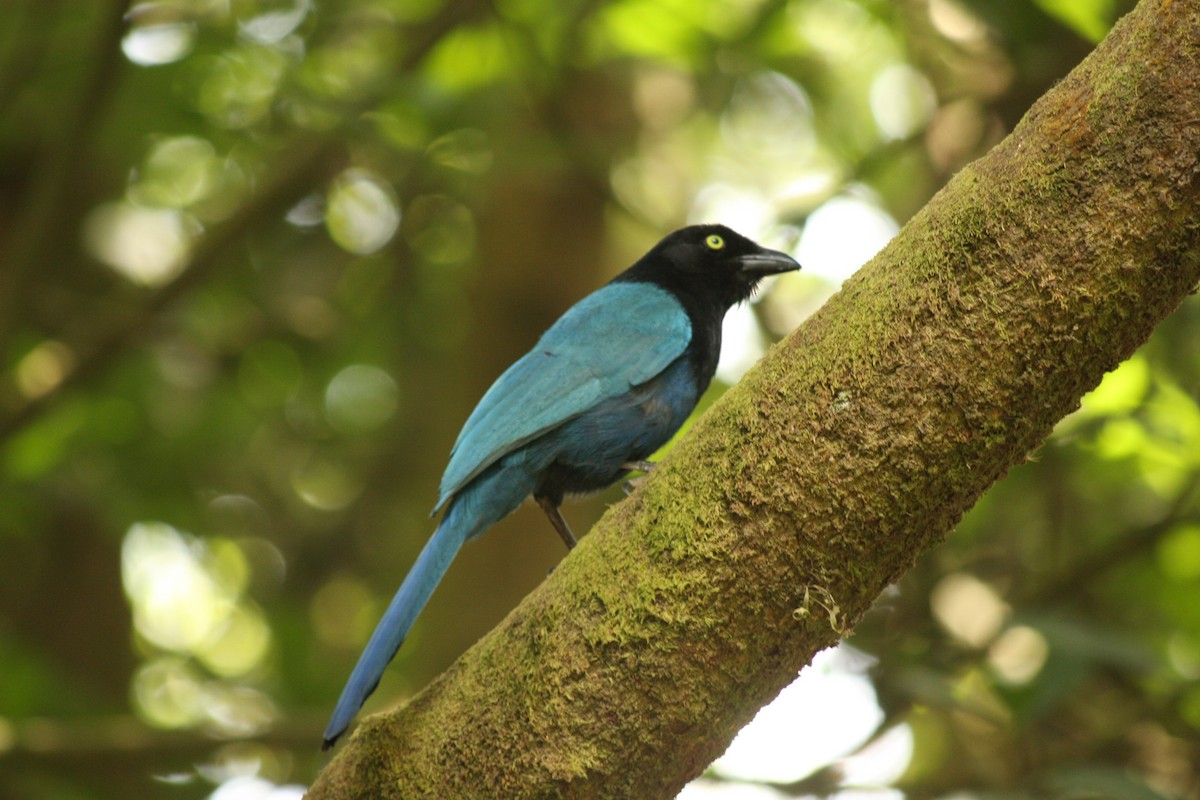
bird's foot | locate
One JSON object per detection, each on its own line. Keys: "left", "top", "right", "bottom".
{"left": 620, "top": 461, "right": 656, "bottom": 495}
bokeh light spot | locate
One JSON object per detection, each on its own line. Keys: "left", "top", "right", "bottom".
{"left": 197, "top": 45, "right": 289, "bottom": 129}
{"left": 14, "top": 340, "right": 75, "bottom": 400}
{"left": 931, "top": 573, "right": 1009, "bottom": 648}
{"left": 239, "top": 0, "right": 311, "bottom": 45}
{"left": 796, "top": 194, "right": 899, "bottom": 283}
{"left": 870, "top": 63, "right": 936, "bottom": 140}
{"left": 325, "top": 169, "right": 401, "bottom": 255}
{"left": 201, "top": 685, "right": 276, "bottom": 738}
{"left": 715, "top": 303, "right": 765, "bottom": 385}
{"left": 132, "top": 657, "right": 205, "bottom": 729}
{"left": 709, "top": 647, "right": 887, "bottom": 784}
{"left": 1166, "top": 633, "right": 1200, "bottom": 680}
{"left": 721, "top": 72, "right": 815, "bottom": 160}
{"left": 283, "top": 295, "right": 339, "bottom": 338}
{"left": 291, "top": 457, "right": 362, "bottom": 510}
{"left": 208, "top": 776, "right": 306, "bottom": 800}
{"left": 131, "top": 136, "right": 222, "bottom": 209}
{"left": 928, "top": 0, "right": 989, "bottom": 43}
{"left": 84, "top": 202, "right": 194, "bottom": 286}
{"left": 325, "top": 364, "right": 399, "bottom": 434}
{"left": 988, "top": 625, "right": 1050, "bottom": 685}
{"left": 122, "top": 522, "right": 233, "bottom": 652}
{"left": 198, "top": 603, "right": 272, "bottom": 678}
{"left": 122, "top": 23, "right": 197, "bottom": 66}
{"left": 689, "top": 184, "right": 775, "bottom": 242}
{"left": 426, "top": 129, "right": 493, "bottom": 175}
{"left": 285, "top": 193, "right": 325, "bottom": 227}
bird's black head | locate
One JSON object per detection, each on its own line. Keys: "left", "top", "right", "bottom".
{"left": 619, "top": 224, "right": 801, "bottom": 311}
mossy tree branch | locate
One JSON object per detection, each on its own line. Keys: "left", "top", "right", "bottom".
{"left": 307, "top": 1, "right": 1200, "bottom": 797}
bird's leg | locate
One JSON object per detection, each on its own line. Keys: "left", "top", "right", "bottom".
{"left": 620, "top": 460, "right": 657, "bottom": 495}
{"left": 535, "top": 494, "right": 577, "bottom": 550}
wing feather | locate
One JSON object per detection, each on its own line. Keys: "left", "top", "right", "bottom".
{"left": 433, "top": 282, "right": 690, "bottom": 512}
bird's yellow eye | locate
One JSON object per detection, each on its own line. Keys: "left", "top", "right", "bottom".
{"left": 705, "top": 234, "right": 725, "bottom": 250}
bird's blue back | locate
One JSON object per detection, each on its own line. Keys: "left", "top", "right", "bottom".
{"left": 434, "top": 281, "right": 692, "bottom": 513}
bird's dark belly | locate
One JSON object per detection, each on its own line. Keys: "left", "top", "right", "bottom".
{"left": 532, "top": 357, "right": 698, "bottom": 503}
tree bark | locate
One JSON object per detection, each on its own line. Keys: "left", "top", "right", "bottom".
{"left": 307, "top": 1, "right": 1200, "bottom": 797}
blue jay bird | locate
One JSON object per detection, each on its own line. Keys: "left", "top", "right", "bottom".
{"left": 322, "top": 224, "right": 800, "bottom": 748}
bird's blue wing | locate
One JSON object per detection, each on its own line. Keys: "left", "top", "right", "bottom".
{"left": 433, "top": 281, "right": 691, "bottom": 513}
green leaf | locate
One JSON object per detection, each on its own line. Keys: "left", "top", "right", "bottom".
{"left": 1033, "top": 0, "right": 1116, "bottom": 43}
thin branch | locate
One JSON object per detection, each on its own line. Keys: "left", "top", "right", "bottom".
{"left": 2, "top": 714, "right": 325, "bottom": 764}
{"left": 0, "top": 0, "right": 130, "bottom": 334}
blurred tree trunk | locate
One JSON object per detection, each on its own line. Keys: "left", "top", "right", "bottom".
{"left": 307, "top": 1, "right": 1200, "bottom": 797}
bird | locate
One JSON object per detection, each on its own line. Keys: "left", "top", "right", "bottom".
{"left": 322, "top": 224, "right": 800, "bottom": 749}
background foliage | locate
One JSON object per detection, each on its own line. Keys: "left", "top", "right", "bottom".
{"left": 2, "top": 0, "right": 1197, "bottom": 798}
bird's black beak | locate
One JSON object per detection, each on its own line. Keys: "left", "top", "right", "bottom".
{"left": 735, "top": 248, "right": 801, "bottom": 275}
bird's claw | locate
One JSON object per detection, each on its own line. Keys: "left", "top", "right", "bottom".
{"left": 620, "top": 460, "right": 655, "bottom": 495}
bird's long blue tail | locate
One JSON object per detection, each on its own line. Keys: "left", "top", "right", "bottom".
{"left": 321, "top": 517, "right": 467, "bottom": 749}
